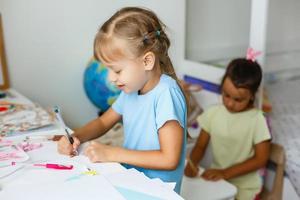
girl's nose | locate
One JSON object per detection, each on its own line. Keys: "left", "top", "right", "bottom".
{"left": 227, "top": 100, "right": 234, "bottom": 109}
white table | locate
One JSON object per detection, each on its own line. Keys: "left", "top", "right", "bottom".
{"left": 181, "top": 170, "right": 237, "bottom": 200}
{"left": 0, "top": 129, "right": 185, "bottom": 200}
{"left": 1, "top": 90, "right": 184, "bottom": 199}
{"left": 0, "top": 88, "right": 34, "bottom": 105}
{"left": 1, "top": 90, "right": 236, "bottom": 200}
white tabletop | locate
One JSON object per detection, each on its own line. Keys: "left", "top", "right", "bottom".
{"left": 1, "top": 90, "right": 185, "bottom": 199}
{"left": 1, "top": 131, "right": 236, "bottom": 200}
{"left": 0, "top": 89, "right": 34, "bottom": 105}
{"left": 181, "top": 173, "right": 237, "bottom": 200}
{"left": 0, "top": 120, "right": 126, "bottom": 199}
{"left": 0, "top": 130, "right": 184, "bottom": 200}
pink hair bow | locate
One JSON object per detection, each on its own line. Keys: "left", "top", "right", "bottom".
{"left": 246, "top": 47, "right": 261, "bottom": 62}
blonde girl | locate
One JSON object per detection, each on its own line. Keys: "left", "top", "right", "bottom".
{"left": 58, "top": 7, "right": 187, "bottom": 193}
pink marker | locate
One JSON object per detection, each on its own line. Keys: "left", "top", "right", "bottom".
{"left": 33, "top": 163, "right": 73, "bottom": 170}
{"left": 11, "top": 162, "right": 73, "bottom": 170}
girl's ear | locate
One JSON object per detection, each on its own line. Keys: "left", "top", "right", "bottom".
{"left": 143, "top": 51, "right": 155, "bottom": 71}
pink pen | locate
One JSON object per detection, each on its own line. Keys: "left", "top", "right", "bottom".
{"left": 33, "top": 163, "right": 73, "bottom": 170}
{"left": 10, "top": 162, "right": 73, "bottom": 170}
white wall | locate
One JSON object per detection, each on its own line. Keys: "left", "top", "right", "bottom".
{"left": 266, "top": 0, "right": 300, "bottom": 53}
{"left": 186, "top": 0, "right": 300, "bottom": 62}
{"left": 186, "top": 0, "right": 251, "bottom": 62}
{"left": 0, "top": 0, "right": 185, "bottom": 128}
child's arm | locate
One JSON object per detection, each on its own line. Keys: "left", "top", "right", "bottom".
{"left": 202, "top": 140, "right": 270, "bottom": 181}
{"left": 73, "top": 108, "right": 121, "bottom": 142}
{"left": 57, "top": 107, "right": 121, "bottom": 155}
{"left": 184, "top": 130, "right": 210, "bottom": 177}
{"left": 84, "top": 120, "right": 184, "bottom": 170}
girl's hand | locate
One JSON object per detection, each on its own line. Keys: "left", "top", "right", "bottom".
{"left": 84, "top": 141, "right": 114, "bottom": 162}
{"left": 57, "top": 135, "right": 80, "bottom": 156}
{"left": 184, "top": 161, "right": 199, "bottom": 177}
{"left": 184, "top": 165, "right": 199, "bottom": 177}
{"left": 201, "top": 169, "right": 227, "bottom": 181}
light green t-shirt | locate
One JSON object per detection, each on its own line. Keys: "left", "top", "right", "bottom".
{"left": 198, "top": 105, "right": 271, "bottom": 190}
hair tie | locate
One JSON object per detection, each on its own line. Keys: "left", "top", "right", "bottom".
{"left": 155, "top": 30, "right": 161, "bottom": 37}
{"left": 246, "top": 47, "right": 261, "bottom": 62}
{"left": 143, "top": 35, "right": 149, "bottom": 44}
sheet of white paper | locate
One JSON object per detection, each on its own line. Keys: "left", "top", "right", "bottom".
{"left": 0, "top": 175, "right": 126, "bottom": 200}
{"left": 0, "top": 141, "right": 128, "bottom": 200}
{"left": 150, "top": 178, "right": 176, "bottom": 190}
{"left": 0, "top": 136, "right": 181, "bottom": 199}
{"left": 71, "top": 154, "right": 125, "bottom": 175}
{"left": 105, "top": 168, "right": 184, "bottom": 200}
{"left": 0, "top": 141, "right": 124, "bottom": 187}
{"left": 181, "top": 175, "right": 237, "bottom": 200}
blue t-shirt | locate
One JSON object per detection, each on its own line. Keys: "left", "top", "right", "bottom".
{"left": 112, "top": 74, "right": 187, "bottom": 193}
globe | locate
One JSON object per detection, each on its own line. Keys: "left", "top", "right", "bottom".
{"left": 83, "top": 58, "right": 121, "bottom": 113}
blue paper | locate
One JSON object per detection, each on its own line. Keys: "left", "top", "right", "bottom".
{"left": 115, "top": 186, "right": 163, "bottom": 200}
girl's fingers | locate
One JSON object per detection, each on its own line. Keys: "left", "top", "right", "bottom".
{"left": 210, "top": 174, "right": 217, "bottom": 181}
{"left": 211, "top": 174, "right": 221, "bottom": 181}
{"left": 72, "top": 137, "right": 80, "bottom": 150}
{"left": 84, "top": 144, "right": 94, "bottom": 157}
{"left": 202, "top": 171, "right": 213, "bottom": 180}
{"left": 58, "top": 136, "right": 74, "bottom": 155}
{"left": 84, "top": 145, "right": 90, "bottom": 156}
{"left": 73, "top": 137, "right": 80, "bottom": 145}
{"left": 84, "top": 146, "right": 97, "bottom": 162}
{"left": 202, "top": 170, "right": 222, "bottom": 181}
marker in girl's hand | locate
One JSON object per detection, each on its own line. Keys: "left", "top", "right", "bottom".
{"left": 53, "top": 106, "right": 78, "bottom": 155}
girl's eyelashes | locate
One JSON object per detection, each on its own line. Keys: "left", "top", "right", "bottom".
{"left": 109, "top": 67, "right": 121, "bottom": 74}
{"left": 233, "top": 98, "right": 243, "bottom": 102}
{"left": 223, "top": 92, "right": 243, "bottom": 102}
{"left": 223, "top": 92, "right": 230, "bottom": 98}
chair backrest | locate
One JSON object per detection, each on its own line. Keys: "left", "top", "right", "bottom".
{"left": 269, "top": 143, "right": 285, "bottom": 166}
{"left": 261, "top": 143, "right": 286, "bottom": 200}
